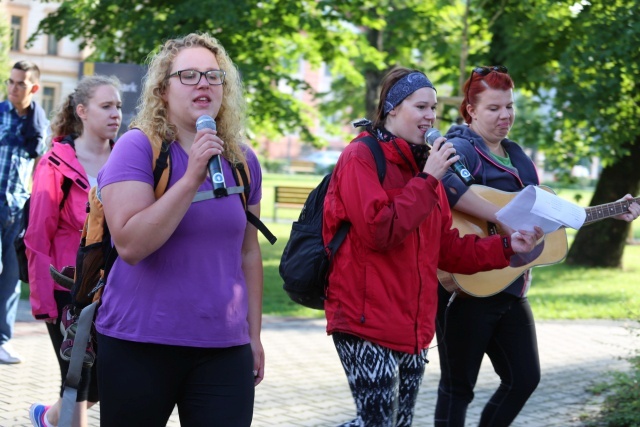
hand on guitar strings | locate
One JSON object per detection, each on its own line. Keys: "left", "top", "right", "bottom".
{"left": 510, "top": 226, "right": 544, "bottom": 255}
{"left": 613, "top": 194, "right": 640, "bottom": 223}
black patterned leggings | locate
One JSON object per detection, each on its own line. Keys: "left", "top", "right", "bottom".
{"left": 333, "top": 332, "right": 427, "bottom": 427}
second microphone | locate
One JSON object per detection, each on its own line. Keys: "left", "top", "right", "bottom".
{"left": 196, "top": 114, "right": 227, "bottom": 197}
{"left": 425, "top": 128, "right": 475, "bottom": 186}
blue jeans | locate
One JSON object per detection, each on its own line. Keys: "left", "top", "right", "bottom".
{"left": 0, "top": 202, "right": 22, "bottom": 345}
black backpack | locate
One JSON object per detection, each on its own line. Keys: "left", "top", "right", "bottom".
{"left": 279, "top": 135, "right": 386, "bottom": 310}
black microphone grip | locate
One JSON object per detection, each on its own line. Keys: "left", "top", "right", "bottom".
{"left": 209, "top": 156, "right": 227, "bottom": 198}
{"left": 425, "top": 128, "right": 475, "bottom": 186}
{"left": 196, "top": 115, "right": 227, "bottom": 197}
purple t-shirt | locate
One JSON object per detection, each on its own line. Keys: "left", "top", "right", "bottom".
{"left": 94, "top": 129, "right": 262, "bottom": 347}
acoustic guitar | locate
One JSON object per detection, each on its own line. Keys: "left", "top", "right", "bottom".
{"left": 437, "top": 185, "right": 640, "bottom": 297}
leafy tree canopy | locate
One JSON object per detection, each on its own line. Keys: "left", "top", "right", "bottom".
{"left": 30, "top": 0, "right": 364, "bottom": 143}
{"left": 30, "top": 0, "right": 640, "bottom": 167}
{"left": 482, "top": 0, "right": 640, "bottom": 170}
{"left": 30, "top": 0, "right": 469, "bottom": 144}
{"left": 0, "top": 9, "right": 12, "bottom": 97}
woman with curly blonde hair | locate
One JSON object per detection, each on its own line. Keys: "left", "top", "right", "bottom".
{"left": 131, "top": 32, "right": 247, "bottom": 165}
{"left": 95, "top": 33, "right": 265, "bottom": 426}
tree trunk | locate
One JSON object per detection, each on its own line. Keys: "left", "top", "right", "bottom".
{"left": 565, "top": 137, "right": 640, "bottom": 267}
{"left": 364, "top": 68, "right": 385, "bottom": 120}
{"left": 364, "top": 28, "right": 387, "bottom": 119}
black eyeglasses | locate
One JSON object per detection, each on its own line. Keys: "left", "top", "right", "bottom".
{"left": 168, "top": 69, "right": 226, "bottom": 86}
{"left": 466, "top": 66, "right": 508, "bottom": 98}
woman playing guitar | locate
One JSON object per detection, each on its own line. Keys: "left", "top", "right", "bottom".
{"left": 434, "top": 66, "right": 640, "bottom": 427}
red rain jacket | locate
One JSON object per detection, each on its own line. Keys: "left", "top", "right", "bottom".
{"left": 323, "top": 132, "right": 514, "bottom": 354}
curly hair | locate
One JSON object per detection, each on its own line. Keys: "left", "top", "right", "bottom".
{"left": 50, "top": 75, "right": 122, "bottom": 139}
{"left": 130, "top": 33, "right": 247, "bottom": 164}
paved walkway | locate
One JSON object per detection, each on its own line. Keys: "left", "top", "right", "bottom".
{"left": 1, "top": 300, "right": 639, "bottom": 426}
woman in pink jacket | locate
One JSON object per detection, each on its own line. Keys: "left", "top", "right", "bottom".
{"left": 25, "top": 75, "right": 122, "bottom": 427}
{"left": 323, "top": 67, "right": 543, "bottom": 426}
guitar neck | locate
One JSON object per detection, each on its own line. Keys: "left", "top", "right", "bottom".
{"left": 584, "top": 197, "right": 640, "bottom": 225}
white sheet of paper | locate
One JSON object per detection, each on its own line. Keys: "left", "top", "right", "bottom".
{"left": 495, "top": 186, "right": 586, "bottom": 233}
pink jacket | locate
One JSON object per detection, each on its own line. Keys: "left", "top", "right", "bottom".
{"left": 25, "top": 136, "right": 90, "bottom": 320}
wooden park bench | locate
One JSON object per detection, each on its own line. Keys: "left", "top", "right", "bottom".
{"left": 288, "top": 159, "right": 316, "bottom": 174}
{"left": 274, "top": 186, "right": 314, "bottom": 221}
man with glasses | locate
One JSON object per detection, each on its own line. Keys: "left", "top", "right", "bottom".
{"left": 0, "top": 61, "right": 48, "bottom": 364}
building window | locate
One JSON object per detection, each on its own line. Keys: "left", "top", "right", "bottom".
{"left": 42, "top": 87, "right": 57, "bottom": 118}
{"left": 10, "top": 16, "right": 22, "bottom": 51}
{"left": 47, "top": 35, "right": 58, "bottom": 55}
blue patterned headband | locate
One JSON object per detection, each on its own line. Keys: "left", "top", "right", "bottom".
{"left": 383, "top": 72, "right": 436, "bottom": 115}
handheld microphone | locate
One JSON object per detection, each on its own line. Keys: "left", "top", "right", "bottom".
{"left": 425, "top": 128, "right": 475, "bottom": 186}
{"left": 196, "top": 115, "right": 227, "bottom": 197}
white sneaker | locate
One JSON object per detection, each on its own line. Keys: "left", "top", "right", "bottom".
{"left": 0, "top": 342, "right": 22, "bottom": 364}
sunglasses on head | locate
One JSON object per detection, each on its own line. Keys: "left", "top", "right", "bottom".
{"left": 466, "top": 65, "right": 509, "bottom": 99}
{"left": 472, "top": 65, "right": 508, "bottom": 77}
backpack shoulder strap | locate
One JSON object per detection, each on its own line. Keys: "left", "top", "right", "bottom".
{"left": 327, "top": 220, "right": 350, "bottom": 256}
{"left": 130, "top": 127, "right": 171, "bottom": 197}
{"left": 230, "top": 159, "right": 250, "bottom": 211}
{"left": 327, "top": 134, "right": 386, "bottom": 255}
{"left": 101, "top": 139, "right": 171, "bottom": 287}
{"left": 59, "top": 299, "right": 98, "bottom": 427}
{"left": 354, "top": 134, "right": 386, "bottom": 184}
{"left": 247, "top": 210, "right": 277, "bottom": 245}
{"left": 230, "top": 157, "right": 277, "bottom": 245}
{"left": 151, "top": 140, "right": 171, "bottom": 198}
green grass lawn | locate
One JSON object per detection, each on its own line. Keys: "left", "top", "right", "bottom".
{"left": 21, "top": 173, "right": 640, "bottom": 321}
{"left": 528, "top": 243, "right": 640, "bottom": 319}
{"left": 259, "top": 220, "right": 640, "bottom": 320}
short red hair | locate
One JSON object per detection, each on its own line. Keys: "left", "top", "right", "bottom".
{"left": 460, "top": 68, "right": 514, "bottom": 124}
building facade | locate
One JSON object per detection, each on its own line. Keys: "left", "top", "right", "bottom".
{"left": 1, "top": 0, "right": 89, "bottom": 118}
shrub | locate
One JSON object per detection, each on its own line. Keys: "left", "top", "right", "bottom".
{"left": 587, "top": 321, "right": 640, "bottom": 427}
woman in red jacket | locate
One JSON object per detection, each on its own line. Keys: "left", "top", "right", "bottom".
{"left": 322, "top": 67, "right": 543, "bottom": 426}
{"left": 26, "top": 75, "right": 122, "bottom": 427}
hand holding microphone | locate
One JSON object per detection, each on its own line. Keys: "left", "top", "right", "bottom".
{"left": 196, "top": 114, "right": 227, "bottom": 197}
{"left": 425, "top": 128, "right": 475, "bottom": 186}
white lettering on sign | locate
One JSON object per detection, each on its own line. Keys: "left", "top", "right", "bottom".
{"left": 120, "top": 82, "right": 138, "bottom": 92}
